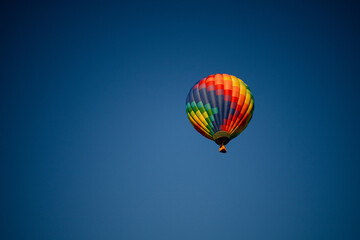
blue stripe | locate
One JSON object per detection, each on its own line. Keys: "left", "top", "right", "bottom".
{"left": 206, "top": 90, "right": 221, "bottom": 132}
{"left": 216, "top": 92, "right": 224, "bottom": 129}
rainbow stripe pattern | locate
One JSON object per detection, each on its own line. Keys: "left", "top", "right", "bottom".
{"left": 186, "top": 73, "right": 254, "bottom": 142}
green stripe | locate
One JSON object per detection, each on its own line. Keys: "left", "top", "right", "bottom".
{"left": 197, "top": 102, "right": 206, "bottom": 114}
{"left": 191, "top": 101, "right": 199, "bottom": 112}
{"left": 208, "top": 121, "right": 214, "bottom": 129}
{"left": 205, "top": 103, "right": 211, "bottom": 110}
{"left": 212, "top": 107, "right": 218, "bottom": 114}
{"left": 191, "top": 101, "right": 197, "bottom": 108}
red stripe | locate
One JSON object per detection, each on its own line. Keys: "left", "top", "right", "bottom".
{"left": 206, "top": 81, "right": 215, "bottom": 86}
{"left": 231, "top": 97, "right": 238, "bottom": 104}
{"left": 224, "top": 89, "right": 232, "bottom": 95}
{"left": 215, "top": 84, "right": 224, "bottom": 90}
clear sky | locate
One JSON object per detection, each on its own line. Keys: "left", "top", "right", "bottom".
{"left": 1, "top": 0, "right": 360, "bottom": 239}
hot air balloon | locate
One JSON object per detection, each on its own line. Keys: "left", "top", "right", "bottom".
{"left": 186, "top": 73, "right": 254, "bottom": 153}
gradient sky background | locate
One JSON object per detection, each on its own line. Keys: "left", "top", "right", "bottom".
{"left": 1, "top": 0, "right": 360, "bottom": 239}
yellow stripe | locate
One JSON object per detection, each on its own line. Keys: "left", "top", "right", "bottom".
{"left": 244, "top": 89, "right": 251, "bottom": 105}
{"left": 230, "top": 93, "right": 253, "bottom": 135}
{"left": 196, "top": 110, "right": 208, "bottom": 126}
{"left": 223, "top": 75, "right": 232, "bottom": 81}
{"left": 202, "top": 111, "right": 209, "bottom": 119}
{"left": 187, "top": 112, "right": 212, "bottom": 138}
{"left": 240, "top": 82, "right": 246, "bottom": 95}
{"left": 231, "top": 76, "right": 240, "bottom": 87}
{"left": 190, "top": 111, "right": 211, "bottom": 134}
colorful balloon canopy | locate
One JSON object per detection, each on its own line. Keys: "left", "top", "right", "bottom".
{"left": 186, "top": 73, "right": 254, "bottom": 153}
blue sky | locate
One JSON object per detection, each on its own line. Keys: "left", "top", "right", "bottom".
{"left": 1, "top": 1, "right": 360, "bottom": 239}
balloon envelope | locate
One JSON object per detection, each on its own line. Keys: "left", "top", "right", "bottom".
{"left": 186, "top": 73, "right": 254, "bottom": 153}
